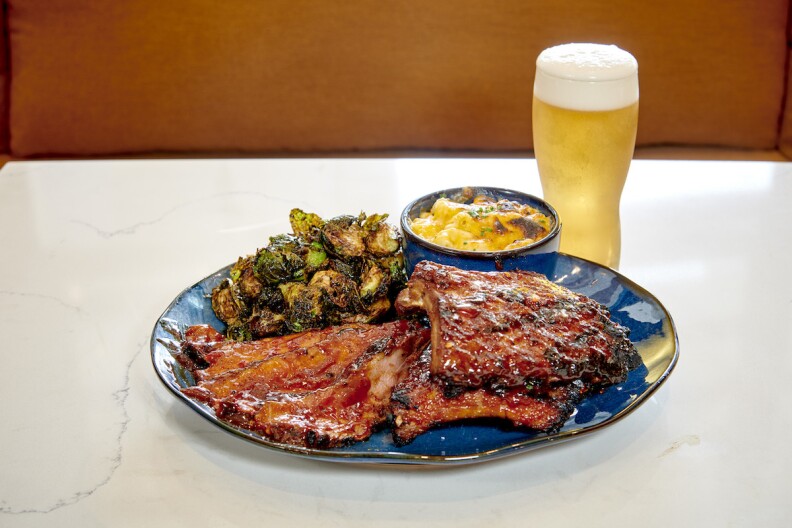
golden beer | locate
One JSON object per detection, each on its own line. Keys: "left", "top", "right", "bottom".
{"left": 533, "top": 43, "right": 639, "bottom": 269}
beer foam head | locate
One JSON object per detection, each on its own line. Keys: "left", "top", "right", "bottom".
{"left": 534, "top": 43, "right": 638, "bottom": 111}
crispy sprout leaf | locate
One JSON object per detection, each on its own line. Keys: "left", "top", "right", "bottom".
{"left": 321, "top": 215, "right": 366, "bottom": 258}
{"left": 289, "top": 209, "right": 325, "bottom": 242}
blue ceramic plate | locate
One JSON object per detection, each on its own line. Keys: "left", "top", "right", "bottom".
{"left": 151, "top": 254, "right": 678, "bottom": 465}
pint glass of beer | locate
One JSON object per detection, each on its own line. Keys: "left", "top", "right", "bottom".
{"left": 532, "top": 43, "right": 638, "bottom": 269}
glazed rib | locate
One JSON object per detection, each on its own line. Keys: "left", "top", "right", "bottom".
{"left": 395, "top": 261, "right": 640, "bottom": 390}
{"left": 175, "top": 324, "right": 304, "bottom": 382}
{"left": 219, "top": 342, "right": 420, "bottom": 448}
{"left": 178, "top": 320, "right": 430, "bottom": 448}
{"left": 180, "top": 321, "right": 423, "bottom": 403}
{"left": 389, "top": 347, "right": 583, "bottom": 445}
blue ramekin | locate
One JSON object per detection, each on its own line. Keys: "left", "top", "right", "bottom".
{"left": 400, "top": 186, "right": 561, "bottom": 277}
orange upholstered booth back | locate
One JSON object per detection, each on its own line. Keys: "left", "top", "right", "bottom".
{"left": 3, "top": 0, "right": 792, "bottom": 159}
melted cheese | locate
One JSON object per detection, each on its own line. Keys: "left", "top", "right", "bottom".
{"left": 410, "top": 196, "right": 552, "bottom": 252}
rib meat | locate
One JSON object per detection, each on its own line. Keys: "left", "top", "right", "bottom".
{"left": 219, "top": 342, "right": 419, "bottom": 448}
{"left": 175, "top": 324, "right": 304, "bottom": 382}
{"left": 390, "top": 347, "right": 583, "bottom": 446}
{"left": 395, "top": 261, "right": 640, "bottom": 390}
{"left": 177, "top": 320, "right": 430, "bottom": 448}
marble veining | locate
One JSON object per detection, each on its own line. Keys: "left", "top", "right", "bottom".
{"left": 72, "top": 191, "right": 309, "bottom": 239}
{"left": 0, "top": 290, "right": 139, "bottom": 515}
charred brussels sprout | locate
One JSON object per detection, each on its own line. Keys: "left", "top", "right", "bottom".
{"left": 247, "top": 306, "right": 287, "bottom": 338}
{"left": 363, "top": 214, "right": 402, "bottom": 256}
{"left": 379, "top": 254, "right": 408, "bottom": 291}
{"left": 226, "top": 320, "right": 253, "bottom": 342}
{"left": 304, "top": 242, "right": 327, "bottom": 272}
{"left": 310, "top": 270, "right": 360, "bottom": 313}
{"left": 328, "top": 258, "right": 358, "bottom": 280}
{"left": 254, "top": 246, "right": 305, "bottom": 285}
{"left": 231, "top": 257, "right": 264, "bottom": 300}
{"left": 361, "top": 296, "right": 391, "bottom": 322}
{"left": 211, "top": 279, "right": 245, "bottom": 323}
{"left": 321, "top": 215, "right": 366, "bottom": 258}
{"left": 257, "top": 285, "right": 285, "bottom": 313}
{"left": 210, "top": 209, "right": 407, "bottom": 340}
{"left": 289, "top": 209, "right": 325, "bottom": 242}
{"left": 279, "top": 282, "right": 324, "bottom": 333}
{"left": 359, "top": 261, "right": 389, "bottom": 303}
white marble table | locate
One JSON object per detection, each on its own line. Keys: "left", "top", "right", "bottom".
{"left": 1, "top": 158, "right": 789, "bottom": 527}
